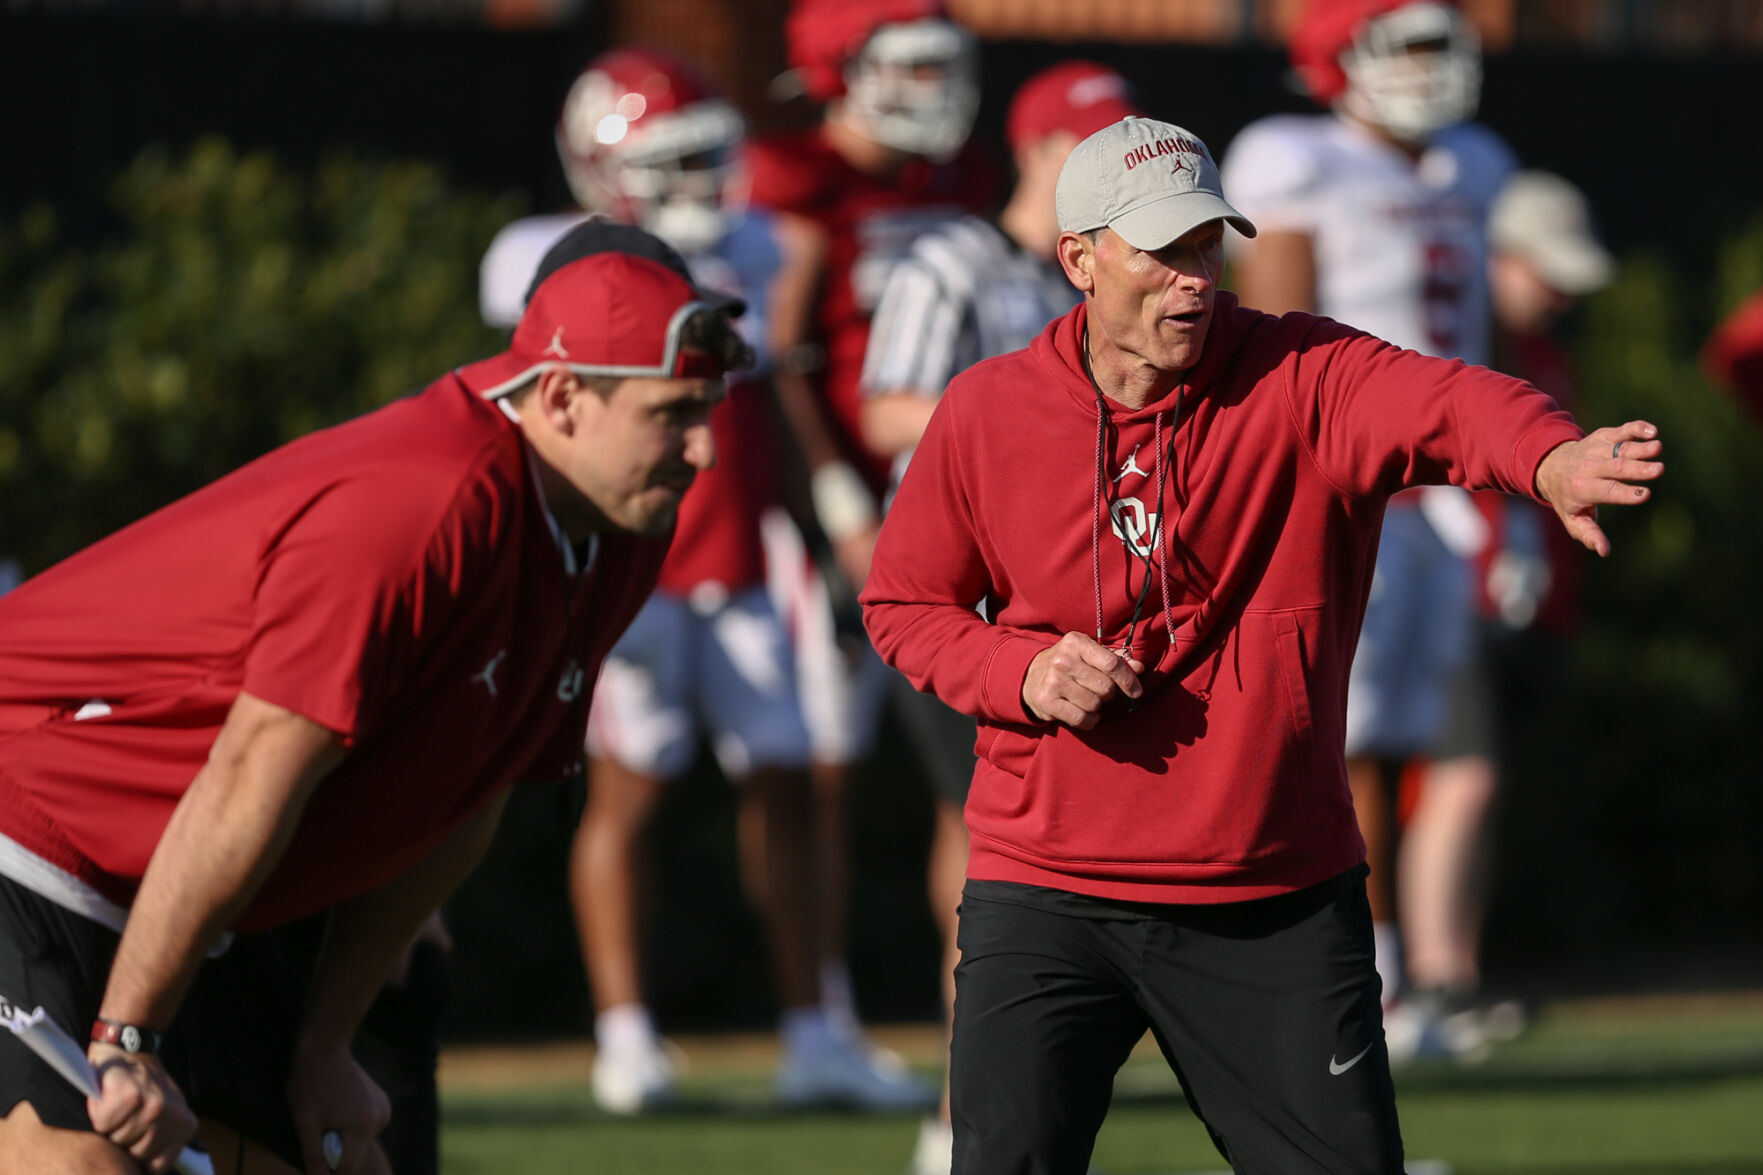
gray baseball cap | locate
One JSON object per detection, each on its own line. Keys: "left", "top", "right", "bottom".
{"left": 1489, "top": 170, "right": 1613, "bottom": 296}
{"left": 1056, "top": 116, "right": 1255, "bottom": 250}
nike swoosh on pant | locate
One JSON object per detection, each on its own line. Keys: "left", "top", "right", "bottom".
{"left": 1329, "top": 1042, "right": 1374, "bottom": 1075}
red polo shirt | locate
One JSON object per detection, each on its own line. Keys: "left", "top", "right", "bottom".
{"left": 0, "top": 376, "right": 667, "bottom": 931}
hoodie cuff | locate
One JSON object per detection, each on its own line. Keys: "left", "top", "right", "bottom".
{"left": 1515, "top": 421, "right": 1587, "bottom": 502}
{"left": 982, "top": 633, "right": 1057, "bottom": 725}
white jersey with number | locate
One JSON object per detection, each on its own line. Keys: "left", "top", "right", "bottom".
{"left": 1222, "top": 115, "right": 1515, "bottom": 758}
{"left": 1220, "top": 114, "right": 1514, "bottom": 366}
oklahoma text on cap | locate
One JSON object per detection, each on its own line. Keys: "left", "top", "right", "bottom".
{"left": 1056, "top": 116, "right": 1256, "bottom": 251}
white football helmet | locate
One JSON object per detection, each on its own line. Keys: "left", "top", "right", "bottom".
{"left": 556, "top": 47, "right": 745, "bottom": 254}
{"left": 841, "top": 19, "right": 979, "bottom": 161}
{"left": 1336, "top": 2, "right": 1481, "bottom": 144}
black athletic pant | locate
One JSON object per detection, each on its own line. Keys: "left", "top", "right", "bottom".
{"left": 950, "top": 867, "right": 1402, "bottom": 1175}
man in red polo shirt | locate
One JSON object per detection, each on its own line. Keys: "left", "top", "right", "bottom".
{"left": 0, "top": 232, "right": 746, "bottom": 1174}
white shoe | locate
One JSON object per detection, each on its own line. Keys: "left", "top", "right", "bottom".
{"left": 1475, "top": 996, "right": 1530, "bottom": 1045}
{"left": 1384, "top": 993, "right": 1489, "bottom": 1066}
{"left": 777, "top": 1033, "right": 937, "bottom": 1111}
{"left": 908, "top": 1116, "right": 953, "bottom": 1175}
{"left": 592, "top": 1035, "right": 679, "bottom": 1115}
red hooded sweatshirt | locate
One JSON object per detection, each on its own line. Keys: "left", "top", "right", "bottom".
{"left": 862, "top": 293, "right": 1581, "bottom": 903}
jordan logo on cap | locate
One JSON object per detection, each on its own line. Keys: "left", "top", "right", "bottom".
{"left": 543, "top": 327, "right": 570, "bottom": 359}
{"left": 1169, "top": 156, "right": 1190, "bottom": 177}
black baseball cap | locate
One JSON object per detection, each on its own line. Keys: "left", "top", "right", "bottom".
{"left": 524, "top": 217, "right": 747, "bottom": 319}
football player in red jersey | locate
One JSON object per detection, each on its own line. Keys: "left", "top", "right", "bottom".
{"left": 857, "top": 60, "right": 1144, "bottom": 1175}
{"left": 745, "top": 0, "right": 997, "bottom": 1086}
{"left": 0, "top": 236, "right": 743, "bottom": 1175}
{"left": 480, "top": 45, "right": 751, "bottom": 325}
{"left": 485, "top": 46, "right": 930, "bottom": 1113}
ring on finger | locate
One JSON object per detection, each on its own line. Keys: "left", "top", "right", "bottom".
{"left": 1612, "top": 441, "right": 1623, "bottom": 459}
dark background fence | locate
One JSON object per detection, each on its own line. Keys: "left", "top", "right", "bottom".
{"left": 8, "top": 15, "right": 1762, "bottom": 259}
{"left": 3, "top": 11, "right": 1760, "bottom": 1038}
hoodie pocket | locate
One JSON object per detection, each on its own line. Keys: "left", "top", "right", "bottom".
{"left": 975, "top": 721, "right": 1041, "bottom": 780}
{"left": 1272, "top": 611, "right": 1314, "bottom": 745}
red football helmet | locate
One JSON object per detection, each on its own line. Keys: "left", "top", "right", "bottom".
{"left": 1290, "top": 0, "right": 1480, "bottom": 144}
{"left": 787, "top": 0, "right": 978, "bottom": 161}
{"left": 556, "top": 47, "right": 745, "bottom": 254}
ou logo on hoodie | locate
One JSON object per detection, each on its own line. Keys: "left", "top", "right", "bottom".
{"left": 1109, "top": 497, "right": 1161, "bottom": 559}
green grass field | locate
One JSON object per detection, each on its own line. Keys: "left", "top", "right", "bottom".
{"left": 438, "top": 992, "right": 1763, "bottom": 1174}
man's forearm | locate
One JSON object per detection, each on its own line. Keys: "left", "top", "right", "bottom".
{"left": 861, "top": 391, "right": 940, "bottom": 459}
{"left": 296, "top": 791, "right": 508, "bottom": 1052}
{"left": 772, "top": 368, "right": 848, "bottom": 475}
{"left": 100, "top": 693, "right": 344, "bottom": 1031}
{"left": 864, "top": 595, "right": 1053, "bottom": 725}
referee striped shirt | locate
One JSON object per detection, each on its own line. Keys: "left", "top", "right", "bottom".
{"left": 861, "top": 216, "right": 1078, "bottom": 492}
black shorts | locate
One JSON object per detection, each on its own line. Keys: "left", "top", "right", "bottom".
{"left": 949, "top": 866, "right": 1403, "bottom": 1175}
{"left": 0, "top": 873, "right": 321, "bottom": 1168}
{"left": 0, "top": 873, "right": 120, "bottom": 1131}
{"left": 889, "top": 669, "right": 977, "bottom": 806}
{"left": 352, "top": 938, "right": 450, "bottom": 1175}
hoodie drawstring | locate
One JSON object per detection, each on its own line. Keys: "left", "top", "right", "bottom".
{"left": 1089, "top": 389, "right": 1184, "bottom": 661}
{"left": 1152, "top": 408, "right": 1179, "bottom": 653}
{"left": 1091, "top": 397, "right": 1108, "bottom": 644}
{"left": 1083, "top": 327, "right": 1184, "bottom": 663}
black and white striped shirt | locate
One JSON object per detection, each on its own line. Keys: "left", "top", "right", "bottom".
{"left": 861, "top": 216, "right": 1078, "bottom": 492}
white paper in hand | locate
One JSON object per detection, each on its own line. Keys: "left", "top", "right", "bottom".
{"left": 1, "top": 994, "right": 215, "bottom": 1175}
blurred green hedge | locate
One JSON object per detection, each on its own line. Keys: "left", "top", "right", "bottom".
{"left": 0, "top": 137, "right": 521, "bottom": 569}
{"left": 1487, "top": 212, "right": 1763, "bottom": 979}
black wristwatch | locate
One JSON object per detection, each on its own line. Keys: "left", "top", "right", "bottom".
{"left": 91, "top": 1018, "right": 163, "bottom": 1056}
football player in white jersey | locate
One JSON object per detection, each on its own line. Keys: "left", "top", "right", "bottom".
{"left": 1220, "top": 0, "right": 1516, "bottom": 1060}
{"left": 744, "top": 0, "right": 992, "bottom": 1112}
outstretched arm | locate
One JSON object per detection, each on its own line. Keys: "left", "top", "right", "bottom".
{"left": 1533, "top": 419, "right": 1664, "bottom": 556}
{"left": 764, "top": 210, "right": 880, "bottom": 587}
{"left": 861, "top": 391, "right": 942, "bottom": 459}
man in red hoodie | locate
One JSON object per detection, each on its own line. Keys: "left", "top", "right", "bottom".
{"left": 861, "top": 115, "right": 1663, "bottom": 1174}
